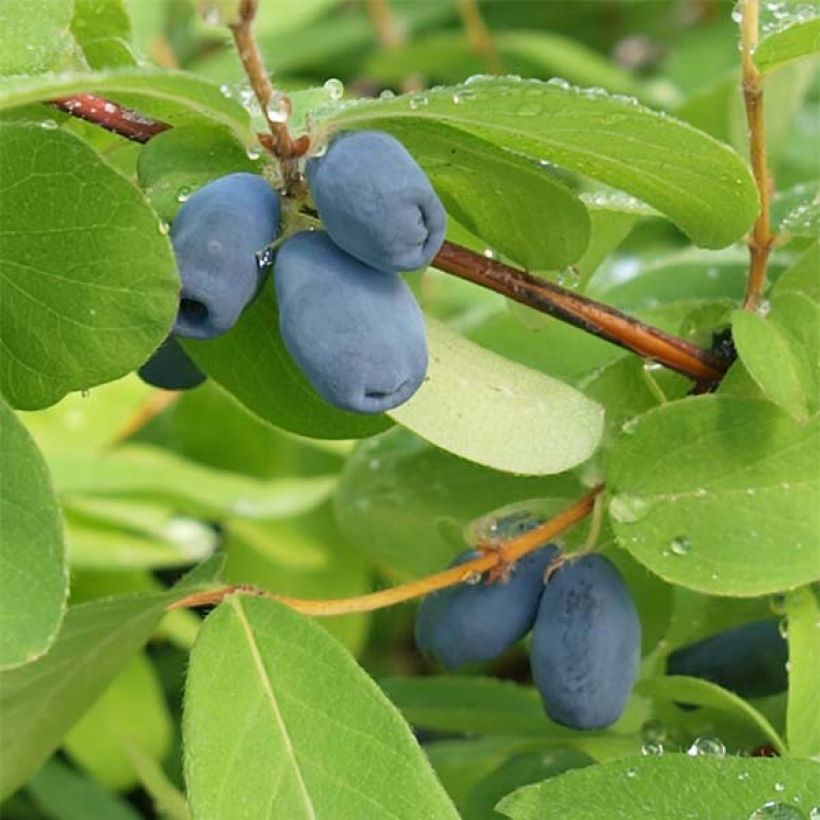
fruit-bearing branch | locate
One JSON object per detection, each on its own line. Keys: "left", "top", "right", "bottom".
{"left": 47, "top": 93, "right": 727, "bottom": 384}
{"left": 739, "top": 0, "right": 775, "bottom": 311}
{"left": 169, "top": 487, "right": 601, "bottom": 615}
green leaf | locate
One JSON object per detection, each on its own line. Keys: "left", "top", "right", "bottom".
{"left": 773, "top": 181, "right": 820, "bottom": 239}
{"left": 126, "top": 743, "right": 191, "bottom": 820}
{"left": 137, "top": 125, "right": 260, "bottom": 222}
{"left": 635, "top": 676, "right": 785, "bottom": 754}
{"left": 0, "top": 558, "right": 222, "bottom": 799}
{"left": 71, "top": 0, "right": 137, "bottom": 69}
{"left": 48, "top": 444, "right": 337, "bottom": 519}
{"left": 0, "top": 0, "right": 74, "bottom": 76}
{"left": 384, "top": 119, "right": 591, "bottom": 270}
{"left": 64, "top": 653, "right": 173, "bottom": 790}
{"left": 0, "top": 123, "right": 179, "bottom": 409}
{"left": 334, "top": 428, "right": 583, "bottom": 580}
{"left": 497, "top": 755, "right": 820, "bottom": 819}
{"left": 0, "top": 400, "right": 66, "bottom": 669}
{"left": 182, "top": 285, "right": 392, "bottom": 440}
{"left": 183, "top": 596, "right": 458, "bottom": 819}
{"left": 731, "top": 309, "right": 810, "bottom": 421}
{"left": 608, "top": 396, "right": 820, "bottom": 596}
{"left": 0, "top": 69, "right": 252, "bottom": 138}
{"left": 774, "top": 242, "right": 820, "bottom": 302}
{"left": 786, "top": 586, "right": 820, "bottom": 758}
{"left": 462, "top": 749, "right": 593, "bottom": 820}
{"left": 28, "top": 758, "right": 140, "bottom": 820}
{"left": 320, "top": 77, "right": 758, "bottom": 249}
{"left": 755, "top": 17, "right": 820, "bottom": 74}
{"left": 388, "top": 319, "right": 604, "bottom": 475}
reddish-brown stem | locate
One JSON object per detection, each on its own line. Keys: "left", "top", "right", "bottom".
{"left": 434, "top": 242, "right": 726, "bottom": 383}
{"left": 51, "top": 95, "right": 171, "bottom": 142}
{"left": 48, "top": 95, "right": 726, "bottom": 384}
{"left": 739, "top": 0, "right": 775, "bottom": 311}
{"left": 169, "top": 487, "right": 601, "bottom": 615}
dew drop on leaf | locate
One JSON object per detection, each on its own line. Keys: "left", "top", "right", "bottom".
{"left": 177, "top": 186, "right": 192, "bottom": 203}
{"left": 747, "top": 802, "right": 804, "bottom": 820}
{"left": 686, "top": 735, "right": 725, "bottom": 757}
{"left": 625, "top": 767, "right": 638, "bottom": 779}
{"left": 323, "top": 78, "right": 344, "bottom": 102}
{"left": 669, "top": 536, "right": 692, "bottom": 556}
{"left": 641, "top": 741, "right": 664, "bottom": 755}
{"left": 39, "top": 118, "right": 58, "bottom": 130}
{"left": 609, "top": 494, "right": 651, "bottom": 524}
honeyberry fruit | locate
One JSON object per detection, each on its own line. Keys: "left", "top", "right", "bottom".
{"left": 138, "top": 337, "right": 205, "bottom": 390}
{"left": 171, "top": 173, "right": 280, "bottom": 339}
{"left": 414, "top": 544, "right": 559, "bottom": 669}
{"left": 531, "top": 555, "right": 640, "bottom": 730}
{"left": 307, "top": 130, "right": 447, "bottom": 273}
{"left": 275, "top": 230, "right": 428, "bottom": 414}
{"left": 667, "top": 619, "right": 787, "bottom": 699}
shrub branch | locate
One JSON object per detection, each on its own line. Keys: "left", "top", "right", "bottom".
{"left": 739, "top": 0, "right": 775, "bottom": 311}
{"left": 168, "top": 486, "right": 601, "bottom": 615}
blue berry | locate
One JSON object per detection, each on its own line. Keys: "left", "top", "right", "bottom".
{"left": 138, "top": 337, "right": 205, "bottom": 390}
{"left": 414, "top": 545, "right": 559, "bottom": 669}
{"left": 171, "top": 173, "right": 280, "bottom": 339}
{"left": 307, "top": 131, "right": 447, "bottom": 273}
{"left": 667, "top": 619, "right": 787, "bottom": 698}
{"left": 531, "top": 555, "right": 640, "bottom": 729}
{"left": 274, "top": 231, "right": 427, "bottom": 414}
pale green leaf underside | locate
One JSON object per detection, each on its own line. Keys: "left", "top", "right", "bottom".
{"left": 389, "top": 319, "right": 604, "bottom": 475}
{"left": 321, "top": 77, "right": 758, "bottom": 249}
{"left": 608, "top": 396, "right": 820, "bottom": 596}
{"left": 0, "top": 123, "right": 179, "bottom": 409}
{"left": 184, "top": 596, "right": 458, "bottom": 820}
{"left": 497, "top": 755, "right": 820, "bottom": 819}
{"left": 0, "top": 0, "right": 74, "bottom": 76}
{"left": 0, "top": 400, "right": 66, "bottom": 669}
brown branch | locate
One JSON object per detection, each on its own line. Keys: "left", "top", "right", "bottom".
{"left": 457, "top": 0, "right": 503, "bottom": 74}
{"left": 228, "top": 0, "right": 308, "bottom": 194}
{"left": 107, "top": 390, "right": 180, "bottom": 448}
{"left": 169, "top": 487, "right": 601, "bottom": 615}
{"left": 50, "top": 95, "right": 726, "bottom": 384}
{"left": 739, "top": 0, "right": 775, "bottom": 311}
{"left": 365, "top": 0, "right": 405, "bottom": 50}
{"left": 434, "top": 242, "right": 726, "bottom": 383}
{"left": 51, "top": 95, "right": 171, "bottom": 143}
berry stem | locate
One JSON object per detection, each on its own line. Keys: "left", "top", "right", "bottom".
{"left": 48, "top": 97, "right": 726, "bottom": 384}
{"left": 107, "top": 390, "right": 180, "bottom": 448}
{"left": 738, "top": 0, "right": 775, "bottom": 311}
{"left": 168, "top": 486, "right": 602, "bottom": 615}
{"left": 434, "top": 242, "right": 727, "bottom": 384}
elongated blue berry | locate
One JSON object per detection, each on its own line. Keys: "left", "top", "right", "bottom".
{"left": 667, "top": 619, "right": 787, "bottom": 698}
{"left": 275, "top": 231, "right": 427, "bottom": 414}
{"left": 531, "top": 555, "right": 640, "bottom": 729}
{"left": 415, "top": 544, "right": 559, "bottom": 669}
{"left": 138, "top": 337, "right": 205, "bottom": 390}
{"left": 307, "top": 131, "right": 447, "bottom": 273}
{"left": 171, "top": 173, "right": 280, "bottom": 339}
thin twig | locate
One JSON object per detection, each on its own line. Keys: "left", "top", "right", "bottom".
{"left": 739, "top": 0, "right": 775, "bottom": 311}
{"left": 107, "top": 390, "right": 180, "bottom": 448}
{"left": 49, "top": 95, "right": 726, "bottom": 383}
{"left": 169, "top": 487, "right": 601, "bottom": 615}
{"left": 227, "top": 0, "right": 308, "bottom": 193}
{"left": 457, "top": 0, "right": 503, "bottom": 74}
{"left": 365, "top": 0, "right": 405, "bottom": 50}
{"left": 435, "top": 242, "right": 727, "bottom": 383}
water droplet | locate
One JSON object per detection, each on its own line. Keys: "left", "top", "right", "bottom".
{"left": 246, "top": 146, "right": 261, "bottom": 161}
{"left": 256, "top": 245, "right": 276, "bottom": 270}
{"left": 778, "top": 618, "right": 789, "bottom": 639}
{"left": 157, "top": 220, "right": 170, "bottom": 235}
{"left": 641, "top": 719, "right": 668, "bottom": 744}
{"left": 641, "top": 741, "right": 664, "bottom": 755}
{"left": 378, "top": 89, "right": 395, "bottom": 100}
{"left": 323, "top": 78, "right": 344, "bottom": 101}
{"left": 775, "top": 783, "right": 786, "bottom": 793}
{"left": 669, "top": 536, "right": 692, "bottom": 556}
{"left": 40, "top": 118, "right": 58, "bottom": 130}
{"left": 482, "top": 247, "right": 497, "bottom": 260}
{"left": 747, "top": 802, "right": 804, "bottom": 820}
{"left": 756, "top": 299, "right": 772, "bottom": 317}
{"left": 625, "top": 767, "right": 638, "bottom": 779}
{"left": 687, "top": 735, "right": 725, "bottom": 757}
{"left": 609, "top": 494, "right": 650, "bottom": 523}
{"left": 200, "top": 1, "right": 223, "bottom": 25}
{"left": 176, "top": 186, "right": 192, "bottom": 203}
{"left": 738, "top": 772, "right": 751, "bottom": 781}
{"left": 464, "top": 572, "right": 483, "bottom": 586}
{"left": 219, "top": 83, "right": 232, "bottom": 98}
{"left": 809, "top": 807, "right": 820, "bottom": 820}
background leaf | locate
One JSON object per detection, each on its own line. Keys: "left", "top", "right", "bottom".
{"left": 321, "top": 77, "right": 758, "bottom": 249}
{"left": 0, "top": 400, "right": 66, "bottom": 669}
{"left": 71, "top": 0, "right": 137, "bottom": 69}
{"left": 0, "top": 124, "right": 178, "bottom": 409}
{"left": 755, "top": 17, "right": 820, "bottom": 74}
{"left": 184, "top": 595, "right": 458, "bottom": 819}
{"left": 608, "top": 396, "right": 820, "bottom": 596}
{"left": 786, "top": 586, "right": 820, "bottom": 758}
{"left": 497, "top": 755, "right": 820, "bottom": 819}
{"left": 0, "top": 0, "right": 74, "bottom": 76}
{"left": 389, "top": 319, "right": 604, "bottom": 475}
